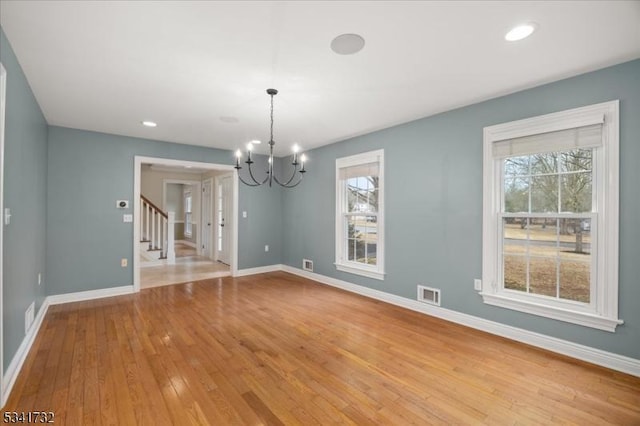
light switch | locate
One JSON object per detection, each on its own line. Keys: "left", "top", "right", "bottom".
{"left": 242, "top": 211, "right": 247, "bottom": 218}
{"left": 4, "top": 208, "right": 11, "bottom": 225}
{"left": 123, "top": 214, "right": 133, "bottom": 223}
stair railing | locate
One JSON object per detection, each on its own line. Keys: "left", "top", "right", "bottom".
{"left": 140, "top": 194, "right": 175, "bottom": 263}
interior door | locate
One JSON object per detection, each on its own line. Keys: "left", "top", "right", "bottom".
{"left": 216, "top": 174, "right": 232, "bottom": 265}
{"left": 201, "top": 178, "right": 213, "bottom": 259}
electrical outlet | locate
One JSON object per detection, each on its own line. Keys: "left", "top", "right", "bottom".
{"left": 121, "top": 258, "right": 128, "bottom": 267}
{"left": 243, "top": 211, "right": 247, "bottom": 218}
{"left": 264, "top": 245, "right": 269, "bottom": 252}
{"left": 474, "top": 279, "right": 482, "bottom": 291}
{"left": 38, "top": 273, "right": 42, "bottom": 286}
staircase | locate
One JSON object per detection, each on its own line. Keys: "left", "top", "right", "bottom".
{"left": 140, "top": 194, "right": 175, "bottom": 264}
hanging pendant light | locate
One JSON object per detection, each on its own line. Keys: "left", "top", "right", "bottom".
{"left": 234, "top": 88, "right": 307, "bottom": 188}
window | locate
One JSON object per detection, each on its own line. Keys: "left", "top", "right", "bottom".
{"left": 335, "top": 150, "right": 384, "bottom": 280}
{"left": 184, "top": 190, "right": 192, "bottom": 237}
{"left": 482, "top": 101, "right": 621, "bottom": 331}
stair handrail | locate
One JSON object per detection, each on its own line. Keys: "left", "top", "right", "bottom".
{"left": 140, "top": 194, "right": 168, "bottom": 218}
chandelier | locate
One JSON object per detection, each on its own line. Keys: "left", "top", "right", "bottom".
{"left": 234, "top": 88, "right": 307, "bottom": 188}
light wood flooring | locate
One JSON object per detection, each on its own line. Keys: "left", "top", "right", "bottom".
{"left": 3, "top": 272, "right": 639, "bottom": 425}
{"left": 140, "top": 242, "right": 229, "bottom": 289}
{"left": 140, "top": 256, "right": 229, "bottom": 289}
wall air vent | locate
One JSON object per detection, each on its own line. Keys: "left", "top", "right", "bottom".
{"left": 417, "top": 285, "right": 441, "bottom": 306}
{"left": 25, "top": 301, "right": 35, "bottom": 333}
{"left": 303, "top": 259, "right": 314, "bottom": 272}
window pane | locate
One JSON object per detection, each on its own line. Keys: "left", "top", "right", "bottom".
{"left": 530, "top": 152, "right": 558, "bottom": 175}
{"left": 347, "top": 216, "right": 367, "bottom": 263}
{"left": 504, "top": 156, "right": 529, "bottom": 177}
{"left": 531, "top": 175, "right": 558, "bottom": 213}
{"left": 347, "top": 177, "right": 378, "bottom": 213}
{"left": 504, "top": 255, "right": 526, "bottom": 292}
{"left": 560, "top": 149, "right": 592, "bottom": 173}
{"left": 504, "top": 178, "right": 529, "bottom": 213}
{"left": 561, "top": 172, "right": 592, "bottom": 213}
{"left": 529, "top": 256, "right": 557, "bottom": 298}
{"left": 364, "top": 216, "right": 377, "bottom": 265}
{"left": 559, "top": 259, "right": 591, "bottom": 303}
{"left": 503, "top": 217, "right": 528, "bottom": 255}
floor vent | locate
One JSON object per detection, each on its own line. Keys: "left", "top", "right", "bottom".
{"left": 417, "top": 285, "right": 441, "bottom": 306}
{"left": 302, "top": 259, "right": 314, "bottom": 272}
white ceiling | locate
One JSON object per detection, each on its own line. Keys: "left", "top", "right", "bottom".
{"left": 1, "top": 1, "right": 639, "bottom": 156}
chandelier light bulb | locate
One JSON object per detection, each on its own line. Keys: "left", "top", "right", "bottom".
{"left": 247, "top": 143, "right": 254, "bottom": 151}
{"left": 293, "top": 144, "right": 300, "bottom": 153}
{"left": 235, "top": 149, "right": 242, "bottom": 158}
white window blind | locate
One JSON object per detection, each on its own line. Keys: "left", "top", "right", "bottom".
{"left": 338, "top": 162, "right": 379, "bottom": 180}
{"left": 493, "top": 123, "right": 603, "bottom": 158}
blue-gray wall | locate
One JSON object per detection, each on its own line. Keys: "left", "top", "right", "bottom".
{"left": 46, "top": 126, "right": 283, "bottom": 295}
{"left": 1, "top": 29, "right": 48, "bottom": 371}
{"left": 282, "top": 59, "right": 640, "bottom": 360}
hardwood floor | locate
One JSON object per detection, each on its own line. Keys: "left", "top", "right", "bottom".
{"left": 3, "top": 272, "right": 639, "bottom": 425}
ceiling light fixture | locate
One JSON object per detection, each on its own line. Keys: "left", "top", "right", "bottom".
{"left": 505, "top": 23, "right": 537, "bottom": 41}
{"left": 141, "top": 120, "right": 157, "bottom": 127}
{"left": 234, "top": 89, "right": 307, "bottom": 188}
{"left": 331, "top": 33, "right": 365, "bottom": 55}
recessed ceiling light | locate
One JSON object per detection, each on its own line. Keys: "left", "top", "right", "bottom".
{"left": 220, "top": 116, "right": 239, "bottom": 123}
{"left": 505, "top": 23, "right": 537, "bottom": 41}
{"left": 141, "top": 120, "right": 157, "bottom": 127}
{"left": 331, "top": 33, "right": 365, "bottom": 55}
{"left": 250, "top": 139, "right": 261, "bottom": 145}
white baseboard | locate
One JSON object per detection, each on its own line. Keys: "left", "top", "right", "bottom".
{"left": 47, "top": 285, "right": 135, "bottom": 305}
{"left": 2, "top": 298, "right": 50, "bottom": 407}
{"left": 234, "top": 264, "right": 283, "bottom": 277}
{"left": 1, "top": 284, "right": 135, "bottom": 407}
{"left": 281, "top": 265, "right": 640, "bottom": 377}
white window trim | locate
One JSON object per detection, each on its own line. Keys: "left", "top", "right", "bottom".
{"left": 184, "top": 190, "right": 193, "bottom": 237}
{"left": 335, "top": 149, "right": 385, "bottom": 280}
{"left": 482, "top": 100, "right": 622, "bottom": 332}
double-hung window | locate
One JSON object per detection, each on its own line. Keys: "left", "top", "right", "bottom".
{"left": 482, "top": 101, "right": 621, "bottom": 331}
{"left": 335, "top": 150, "right": 385, "bottom": 280}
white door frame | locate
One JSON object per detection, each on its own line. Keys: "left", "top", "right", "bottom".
{"left": 214, "top": 174, "right": 233, "bottom": 265}
{"left": 133, "top": 156, "right": 239, "bottom": 292}
{"left": 0, "top": 62, "right": 7, "bottom": 407}
{"left": 201, "top": 177, "right": 214, "bottom": 259}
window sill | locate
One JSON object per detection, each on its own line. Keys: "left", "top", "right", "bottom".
{"left": 335, "top": 263, "right": 385, "bottom": 281}
{"left": 481, "top": 292, "right": 623, "bottom": 332}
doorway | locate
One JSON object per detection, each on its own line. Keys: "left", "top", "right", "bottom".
{"left": 133, "top": 156, "right": 238, "bottom": 291}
